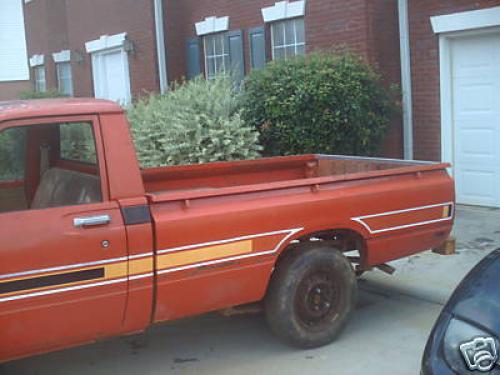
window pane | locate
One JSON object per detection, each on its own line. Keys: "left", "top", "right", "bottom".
{"left": 295, "top": 18, "right": 305, "bottom": 44}
{"left": 222, "top": 34, "right": 229, "bottom": 55}
{"left": 272, "top": 18, "right": 306, "bottom": 61}
{"left": 36, "top": 66, "right": 45, "bottom": 81}
{"left": 204, "top": 37, "right": 213, "bottom": 58}
{"left": 60, "top": 122, "right": 97, "bottom": 164}
{"left": 57, "top": 63, "right": 73, "bottom": 96}
{"left": 215, "top": 56, "right": 225, "bottom": 74}
{"left": 274, "top": 47, "right": 285, "bottom": 60}
{"left": 214, "top": 35, "right": 223, "bottom": 55}
{"left": 0, "top": 122, "right": 102, "bottom": 213}
{"left": 0, "top": 127, "right": 27, "bottom": 213}
{"left": 204, "top": 32, "right": 229, "bottom": 79}
{"left": 272, "top": 22, "right": 284, "bottom": 47}
{"left": 285, "top": 46, "right": 295, "bottom": 59}
{"left": 35, "top": 66, "right": 46, "bottom": 93}
{"left": 62, "top": 63, "right": 71, "bottom": 79}
{"left": 206, "top": 57, "right": 216, "bottom": 79}
{"left": 285, "top": 19, "right": 295, "bottom": 45}
{"left": 60, "top": 78, "right": 71, "bottom": 96}
{"left": 0, "top": 127, "right": 26, "bottom": 181}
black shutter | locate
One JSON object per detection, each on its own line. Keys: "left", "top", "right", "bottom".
{"left": 248, "top": 26, "right": 266, "bottom": 70}
{"left": 228, "top": 29, "right": 245, "bottom": 82}
{"left": 186, "top": 37, "right": 201, "bottom": 79}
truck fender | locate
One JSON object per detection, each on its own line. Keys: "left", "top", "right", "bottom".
{"left": 275, "top": 221, "right": 371, "bottom": 257}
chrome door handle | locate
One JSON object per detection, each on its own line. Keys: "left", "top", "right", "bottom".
{"left": 73, "top": 215, "right": 111, "bottom": 228}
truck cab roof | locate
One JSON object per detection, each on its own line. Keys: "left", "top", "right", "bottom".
{"left": 0, "top": 98, "right": 124, "bottom": 123}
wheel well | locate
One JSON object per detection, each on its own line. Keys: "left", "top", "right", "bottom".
{"left": 276, "top": 229, "right": 368, "bottom": 273}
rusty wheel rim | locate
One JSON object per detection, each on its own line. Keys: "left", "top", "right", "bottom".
{"left": 295, "top": 269, "right": 340, "bottom": 329}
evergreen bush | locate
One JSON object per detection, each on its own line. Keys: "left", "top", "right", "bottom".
{"left": 242, "top": 52, "right": 397, "bottom": 156}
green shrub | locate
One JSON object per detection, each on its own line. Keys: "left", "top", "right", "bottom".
{"left": 242, "top": 52, "right": 397, "bottom": 156}
{"left": 128, "top": 76, "right": 262, "bottom": 167}
{"left": 20, "top": 89, "right": 67, "bottom": 99}
{"left": 0, "top": 128, "right": 26, "bottom": 181}
{"left": 59, "top": 123, "right": 97, "bottom": 164}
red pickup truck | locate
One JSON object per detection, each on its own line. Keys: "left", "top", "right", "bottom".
{"left": 0, "top": 99, "right": 455, "bottom": 363}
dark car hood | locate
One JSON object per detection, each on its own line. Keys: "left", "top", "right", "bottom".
{"left": 445, "top": 248, "right": 500, "bottom": 333}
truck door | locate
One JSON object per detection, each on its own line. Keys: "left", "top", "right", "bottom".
{"left": 0, "top": 116, "right": 128, "bottom": 361}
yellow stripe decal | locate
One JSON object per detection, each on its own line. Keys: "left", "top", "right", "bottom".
{"left": 129, "top": 257, "right": 154, "bottom": 275}
{"left": 0, "top": 228, "right": 304, "bottom": 302}
{"left": 157, "top": 240, "right": 253, "bottom": 270}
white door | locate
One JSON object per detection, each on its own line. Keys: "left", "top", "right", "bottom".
{"left": 450, "top": 32, "right": 500, "bottom": 207}
{"left": 91, "top": 48, "right": 131, "bottom": 105}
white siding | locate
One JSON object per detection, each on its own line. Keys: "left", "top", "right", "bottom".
{"left": 0, "top": 0, "right": 29, "bottom": 82}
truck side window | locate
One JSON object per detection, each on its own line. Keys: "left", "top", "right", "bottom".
{"left": 0, "top": 127, "right": 28, "bottom": 213}
{"left": 0, "top": 121, "right": 102, "bottom": 214}
{"left": 0, "top": 127, "right": 26, "bottom": 182}
{"left": 60, "top": 122, "right": 97, "bottom": 164}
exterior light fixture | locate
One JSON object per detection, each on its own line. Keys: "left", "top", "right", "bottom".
{"left": 73, "top": 49, "right": 85, "bottom": 65}
{"left": 124, "top": 38, "right": 135, "bottom": 55}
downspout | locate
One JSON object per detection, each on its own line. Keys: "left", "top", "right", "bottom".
{"left": 398, "top": 0, "right": 414, "bottom": 160}
{"left": 154, "top": 0, "right": 168, "bottom": 93}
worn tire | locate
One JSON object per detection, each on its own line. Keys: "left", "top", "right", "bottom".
{"left": 265, "top": 243, "right": 357, "bottom": 348}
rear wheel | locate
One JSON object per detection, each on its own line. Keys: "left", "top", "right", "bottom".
{"left": 265, "top": 243, "right": 357, "bottom": 348}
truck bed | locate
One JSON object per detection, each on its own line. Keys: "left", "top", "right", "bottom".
{"left": 142, "top": 154, "right": 447, "bottom": 200}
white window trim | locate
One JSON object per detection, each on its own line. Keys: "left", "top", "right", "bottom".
{"left": 52, "top": 50, "right": 71, "bottom": 63}
{"left": 270, "top": 18, "right": 305, "bottom": 60}
{"left": 29, "top": 54, "right": 44, "bottom": 67}
{"left": 262, "top": 0, "right": 306, "bottom": 23}
{"left": 433, "top": 9, "right": 500, "bottom": 172}
{"left": 85, "top": 32, "right": 128, "bottom": 54}
{"left": 431, "top": 6, "right": 500, "bottom": 34}
{"left": 195, "top": 16, "right": 229, "bottom": 36}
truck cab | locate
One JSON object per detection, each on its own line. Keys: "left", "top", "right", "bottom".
{"left": 0, "top": 100, "right": 153, "bottom": 361}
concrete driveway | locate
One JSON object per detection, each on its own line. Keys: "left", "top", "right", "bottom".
{"left": 3, "top": 205, "right": 499, "bottom": 375}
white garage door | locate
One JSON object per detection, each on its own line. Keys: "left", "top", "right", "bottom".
{"left": 91, "top": 48, "right": 131, "bottom": 105}
{"left": 451, "top": 32, "right": 500, "bottom": 207}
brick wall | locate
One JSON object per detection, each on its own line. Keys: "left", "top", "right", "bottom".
{"left": 22, "top": 0, "right": 403, "bottom": 158}
{"left": 163, "top": 0, "right": 403, "bottom": 157}
{"left": 165, "top": 0, "right": 380, "bottom": 81}
{"left": 164, "top": 0, "right": 277, "bottom": 83}
{"left": 0, "top": 81, "right": 31, "bottom": 101}
{"left": 367, "top": 0, "right": 403, "bottom": 158}
{"left": 24, "top": 0, "right": 159, "bottom": 99}
{"left": 408, "top": 0, "right": 500, "bottom": 161}
{"left": 24, "top": 0, "right": 68, "bottom": 93}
